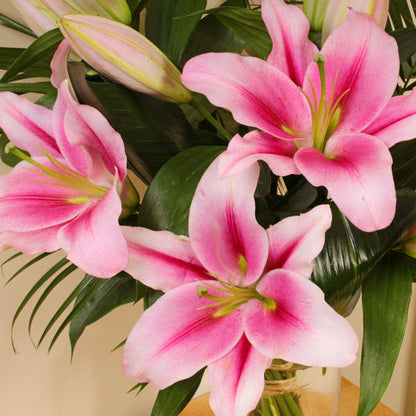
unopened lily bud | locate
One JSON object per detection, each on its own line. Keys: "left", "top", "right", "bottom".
{"left": 303, "top": 0, "right": 330, "bottom": 32}
{"left": 59, "top": 15, "right": 193, "bottom": 104}
{"left": 11, "top": 0, "right": 131, "bottom": 36}
{"left": 118, "top": 176, "right": 140, "bottom": 219}
{"left": 321, "top": 0, "right": 390, "bottom": 42}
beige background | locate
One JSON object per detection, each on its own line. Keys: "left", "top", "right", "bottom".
{"left": 0, "top": 1, "right": 415, "bottom": 415}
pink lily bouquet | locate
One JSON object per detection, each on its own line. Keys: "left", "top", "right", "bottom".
{"left": 0, "top": 0, "right": 416, "bottom": 415}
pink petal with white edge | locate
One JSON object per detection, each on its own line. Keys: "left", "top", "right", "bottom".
{"left": 0, "top": 160, "right": 88, "bottom": 232}
{"left": 189, "top": 157, "right": 268, "bottom": 286}
{"left": 295, "top": 133, "right": 395, "bottom": 232}
{"left": 219, "top": 131, "right": 300, "bottom": 178}
{"left": 0, "top": 226, "right": 61, "bottom": 254}
{"left": 122, "top": 226, "right": 210, "bottom": 291}
{"left": 0, "top": 92, "right": 60, "bottom": 157}
{"left": 57, "top": 176, "right": 128, "bottom": 278}
{"left": 245, "top": 270, "right": 358, "bottom": 367}
{"left": 209, "top": 335, "right": 271, "bottom": 416}
{"left": 123, "top": 280, "right": 244, "bottom": 388}
{"left": 263, "top": 0, "right": 318, "bottom": 86}
{"left": 266, "top": 205, "right": 332, "bottom": 277}
{"left": 304, "top": 11, "right": 399, "bottom": 133}
{"left": 181, "top": 53, "right": 311, "bottom": 140}
{"left": 364, "top": 89, "right": 416, "bottom": 147}
{"left": 60, "top": 82, "right": 127, "bottom": 181}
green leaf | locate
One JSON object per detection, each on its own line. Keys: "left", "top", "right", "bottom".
{"left": 0, "top": 14, "right": 35, "bottom": 37}
{"left": 1, "top": 28, "right": 62, "bottom": 83}
{"left": 68, "top": 272, "right": 145, "bottom": 353}
{"left": 151, "top": 369, "right": 205, "bottom": 416}
{"left": 0, "top": 47, "right": 25, "bottom": 70}
{"left": 204, "top": 6, "right": 272, "bottom": 59}
{"left": 391, "top": 138, "right": 416, "bottom": 189}
{"left": 0, "top": 81, "right": 54, "bottom": 94}
{"left": 11, "top": 258, "right": 69, "bottom": 352}
{"left": 391, "top": 28, "right": 416, "bottom": 63}
{"left": 358, "top": 251, "right": 413, "bottom": 416}
{"left": 311, "top": 189, "right": 416, "bottom": 315}
{"left": 145, "top": 0, "right": 206, "bottom": 66}
{"left": 86, "top": 79, "right": 221, "bottom": 183}
{"left": 138, "top": 145, "right": 225, "bottom": 235}
{"left": 389, "top": 0, "right": 416, "bottom": 30}
{"left": 5, "top": 253, "right": 50, "bottom": 285}
{"left": 180, "top": 0, "right": 246, "bottom": 67}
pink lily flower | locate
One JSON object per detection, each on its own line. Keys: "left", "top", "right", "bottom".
{"left": 181, "top": 0, "right": 415, "bottom": 232}
{"left": 0, "top": 80, "right": 139, "bottom": 278}
{"left": 122, "top": 159, "right": 358, "bottom": 416}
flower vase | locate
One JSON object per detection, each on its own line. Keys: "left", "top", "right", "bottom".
{"left": 249, "top": 361, "right": 341, "bottom": 416}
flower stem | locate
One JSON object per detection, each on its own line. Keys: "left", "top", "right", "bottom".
{"left": 190, "top": 97, "right": 232, "bottom": 142}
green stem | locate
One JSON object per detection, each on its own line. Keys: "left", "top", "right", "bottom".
{"left": 269, "top": 370, "right": 303, "bottom": 416}
{"left": 190, "top": 97, "right": 232, "bottom": 142}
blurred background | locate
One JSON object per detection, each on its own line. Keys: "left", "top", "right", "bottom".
{"left": 0, "top": 0, "right": 415, "bottom": 414}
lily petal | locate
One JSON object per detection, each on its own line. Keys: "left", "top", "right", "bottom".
{"left": 0, "top": 227, "right": 61, "bottom": 254}
{"left": 208, "top": 335, "right": 271, "bottom": 416}
{"left": 218, "top": 131, "right": 300, "bottom": 178}
{"left": 57, "top": 177, "right": 128, "bottom": 278}
{"left": 304, "top": 10, "right": 399, "bottom": 133}
{"left": 364, "top": 89, "right": 416, "bottom": 147}
{"left": 122, "top": 226, "right": 210, "bottom": 292}
{"left": 0, "top": 160, "right": 87, "bottom": 233}
{"left": 266, "top": 205, "right": 332, "bottom": 277}
{"left": 189, "top": 157, "right": 268, "bottom": 286}
{"left": 181, "top": 53, "right": 311, "bottom": 140}
{"left": 263, "top": 0, "right": 319, "bottom": 86}
{"left": 123, "top": 280, "right": 244, "bottom": 389}
{"left": 51, "top": 40, "right": 72, "bottom": 89}
{"left": 0, "top": 92, "right": 60, "bottom": 157}
{"left": 295, "top": 133, "right": 395, "bottom": 232}
{"left": 245, "top": 270, "right": 358, "bottom": 367}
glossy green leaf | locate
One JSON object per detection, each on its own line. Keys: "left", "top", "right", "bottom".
{"left": 311, "top": 189, "right": 416, "bottom": 315}
{"left": 0, "top": 81, "right": 54, "bottom": 94}
{"left": 391, "top": 138, "right": 416, "bottom": 189}
{"left": 145, "top": 0, "right": 206, "bottom": 65}
{"left": 151, "top": 369, "right": 205, "bottom": 416}
{"left": 358, "top": 251, "right": 413, "bottom": 416}
{"left": 0, "top": 13, "right": 35, "bottom": 37}
{"left": 68, "top": 272, "right": 146, "bottom": 353}
{"left": 138, "top": 145, "right": 225, "bottom": 235}
{"left": 86, "top": 79, "right": 221, "bottom": 183}
{"left": 180, "top": 0, "right": 246, "bottom": 67}
{"left": 204, "top": 6, "right": 272, "bottom": 59}
{"left": 1, "top": 28, "right": 62, "bottom": 83}
{"left": 391, "top": 28, "right": 416, "bottom": 63}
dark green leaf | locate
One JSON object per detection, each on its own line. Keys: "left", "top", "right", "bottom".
{"left": 391, "top": 28, "right": 416, "bottom": 63}
{"left": 180, "top": 0, "right": 246, "bottom": 67}
{"left": 204, "top": 6, "right": 272, "bottom": 59}
{"left": 1, "top": 28, "right": 62, "bottom": 83}
{"left": 151, "top": 369, "right": 204, "bottom": 416}
{"left": 145, "top": 0, "right": 206, "bottom": 65}
{"left": 358, "top": 251, "right": 413, "bottom": 416}
{"left": 0, "top": 14, "right": 35, "bottom": 37}
{"left": 68, "top": 272, "right": 145, "bottom": 353}
{"left": 138, "top": 145, "right": 225, "bottom": 235}
{"left": 0, "top": 47, "right": 25, "bottom": 70}
{"left": 0, "top": 81, "right": 54, "bottom": 94}
{"left": 86, "top": 79, "right": 221, "bottom": 183}
{"left": 312, "top": 189, "right": 416, "bottom": 315}
{"left": 392, "top": 138, "right": 416, "bottom": 189}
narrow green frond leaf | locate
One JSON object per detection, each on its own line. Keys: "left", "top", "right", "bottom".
{"left": 5, "top": 252, "right": 50, "bottom": 285}
{"left": 1, "top": 251, "right": 23, "bottom": 268}
{"left": 10, "top": 257, "right": 69, "bottom": 352}
{"left": 111, "top": 339, "right": 126, "bottom": 352}
{"left": 31, "top": 263, "right": 78, "bottom": 346}
{"left": 0, "top": 14, "right": 35, "bottom": 37}
{"left": 128, "top": 382, "right": 148, "bottom": 395}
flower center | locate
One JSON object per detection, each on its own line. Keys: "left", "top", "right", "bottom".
{"left": 301, "top": 53, "right": 350, "bottom": 152}
{"left": 197, "top": 277, "right": 276, "bottom": 318}
{"left": 6, "top": 143, "right": 109, "bottom": 203}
